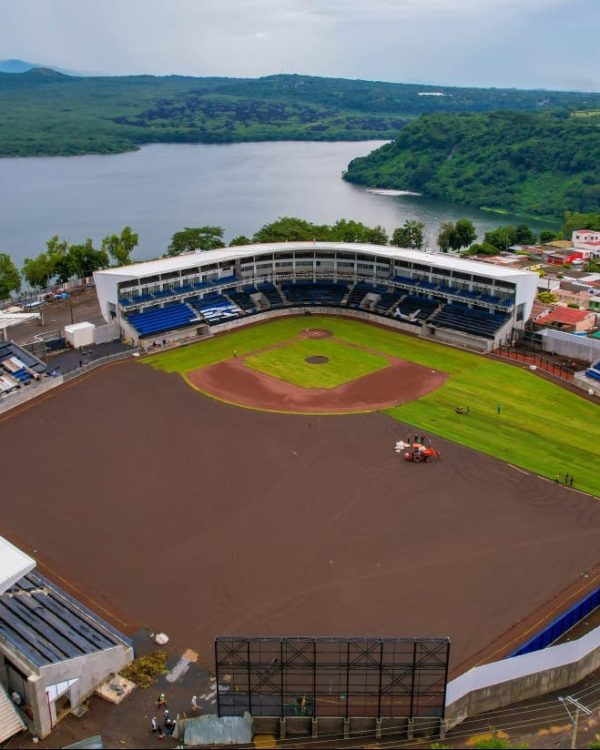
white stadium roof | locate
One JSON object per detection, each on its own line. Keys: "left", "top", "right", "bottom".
{"left": 97, "top": 242, "right": 532, "bottom": 280}
{"left": 0, "top": 536, "right": 35, "bottom": 595}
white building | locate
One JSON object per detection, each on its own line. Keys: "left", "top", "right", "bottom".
{"left": 573, "top": 229, "right": 600, "bottom": 258}
{"left": 94, "top": 242, "right": 539, "bottom": 353}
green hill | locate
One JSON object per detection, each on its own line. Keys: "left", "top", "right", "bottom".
{"left": 1, "top": 71, "right": 600, "bottom": 157}
{"left": 343, "top": 110, "right": 600, "bottom": 220}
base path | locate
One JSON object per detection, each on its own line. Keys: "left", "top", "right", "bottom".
{"left": 187, "top": 356, "right": 447, "bottom": 414}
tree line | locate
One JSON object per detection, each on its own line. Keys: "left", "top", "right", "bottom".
{"left": 343, "top": 110, "right": 600, "bottom": 219}
{"left": 1, "top": 210, "right": 596, "bottom": 302}
{"left": 3, "top": 70, "right": 600, "bottom": 159}
{"left": 0, "top": 227, "right": 138, "bottom": 300}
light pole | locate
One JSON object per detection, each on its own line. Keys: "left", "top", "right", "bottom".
{"left": 558, "top": 695, "right": 592, "bottom": 749}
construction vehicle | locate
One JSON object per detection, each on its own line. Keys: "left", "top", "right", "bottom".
{"left": 394, "top": 439, "right": 441, "bottom": 463}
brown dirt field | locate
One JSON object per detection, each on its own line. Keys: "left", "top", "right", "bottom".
{"left": 187, "top": 354, "right": 447, "bottom": 413}
{"left": 2, "top": 361, "right": 600, "bottom": 678}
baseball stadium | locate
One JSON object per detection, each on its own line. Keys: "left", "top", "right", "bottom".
{"left": 2, "top": 242, "right": 600, "bottom": 742}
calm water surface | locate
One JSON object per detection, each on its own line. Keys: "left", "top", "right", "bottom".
{"left": 0, "top": 141, "right": 552, "bottom": 266}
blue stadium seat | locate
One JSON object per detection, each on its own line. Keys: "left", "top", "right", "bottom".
{"left": 127, "top": 302, "right": 198, "bottom": 336}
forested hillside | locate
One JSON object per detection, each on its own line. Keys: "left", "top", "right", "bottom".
{"left": 1, "top": 70, "right": 600, "bottom": 157}
{"left": 343, "top": 111, "right": 600, "bottom": 219}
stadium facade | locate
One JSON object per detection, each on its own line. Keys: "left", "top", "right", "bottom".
{"left": 94, "top": 242, "right": 539, "bottom": 352}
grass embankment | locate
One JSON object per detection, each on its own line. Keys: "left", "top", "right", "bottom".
{"left": 144, "top": 316, "right": 600, "bottom": 497}
{"left": 245, "top": 338, "right": 388, "bottom": 388}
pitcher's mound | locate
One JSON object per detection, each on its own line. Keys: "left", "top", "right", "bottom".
{"left": 305, "top": 356, "right": 329, "bottom": 365}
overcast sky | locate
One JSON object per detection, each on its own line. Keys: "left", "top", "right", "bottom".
{"left": 1, "top": 0, "right": 599, "bottom": 91}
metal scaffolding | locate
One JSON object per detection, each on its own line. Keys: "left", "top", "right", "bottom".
{"left": 215, "top": 636, "right": 450, "bottom": 719}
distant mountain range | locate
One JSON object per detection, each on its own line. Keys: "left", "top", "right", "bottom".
{"left": 0, "top": 58, "right": 82, "bottom": 75}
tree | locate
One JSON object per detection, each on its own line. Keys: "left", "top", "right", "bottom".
{"left": 452, "top": 219, "right": 477, "bottom": 250}
{"left": 561, "top": 211, "right": 600, "bottom": 238}
{"left": 45, "top": 235, "right": 72, "bottom": 283}
{"left": 166, "top": 226, "right": 225, "bottom": 256}
{"left": 0, "top": 253, "right": 20, "bottom": 300}
{"left": 463, "top": 242, "right": 498, "bottom": 256}
{"left": 536, "top": 291, "right": 558, "bottom": 303}
{"left": 53, "top": 253, "right": 75, "bottom": 284}
{"left": 22, "top": 253, "right": 54, "bottom": 289}
{"left": 68, "top": 239, "right": 109, "bottom": 279}
{"left": 102, "top": 226, "right": 139, "bottom": 266}
{"left": 513, "top": 223, "right": 536, "bottom": 245}
{"left": 391, "top": 220, "right": 425, "bottom": 249}
{"left": 229, "top": 235, "right": 252, "bottom": 247}
{"left": 363, "top": 224, "right": 388, "bottom": 245}
{"left": 484, "top": 227, "right": 513, "bottom": 251}
{"left": 539, "top": 230, "right": 558, "bottom": 243}
{"left": 252, "top": 217, "right": 320, "bottom": 243}
{"left": 437, "top": 222, "right": 455, "bottom": 253}
{"left": 46, "top": 235, "right": 69, "bottom": 263}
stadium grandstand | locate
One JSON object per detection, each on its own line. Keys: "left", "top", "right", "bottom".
{"left": 94, "top": 243, "right": 539, "bottom": 352}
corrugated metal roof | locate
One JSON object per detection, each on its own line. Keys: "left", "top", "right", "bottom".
{"left": 0, "top": 682, "right": 26, "bottom": 743}
{"left": 182, "top": 715, "right": 252, "bottom": 746}
{"left": 63, "top": 734, "right": 104, "bottom": 749}
{"left": 0, "top": 572, "right": 127, "bottom": 668}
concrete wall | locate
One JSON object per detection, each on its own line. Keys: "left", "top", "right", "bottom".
{"left": 252, "top": 714, "right": 436, "bottom": 742}
{"left": 0, "top": 640, "right": 133, "bottom": 739}
{"left": 0, "top": 375, "right": 63, "bottom": 416}
{"left": 445, "top": 624, "right": 600, "bottom": 729}
{"left": 574, "top": 371, "right": 600, "bottom": 397}
{"left": 94, "top": 322, "right": 121, "bottom": 345}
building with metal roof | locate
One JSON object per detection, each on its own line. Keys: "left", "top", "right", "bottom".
{"left": 0, "top": 548, "right": 133, "bottom": 740}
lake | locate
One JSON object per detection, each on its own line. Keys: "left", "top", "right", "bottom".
{"left": 0, "top": 141, "right": 553, "bottom": 267}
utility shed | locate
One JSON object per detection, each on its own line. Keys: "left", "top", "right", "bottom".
{"left": 0, "top": 570, "right": 133, "bottom": 739}
{"left": 64, "top": 322, "right": 95, "bottom": 349}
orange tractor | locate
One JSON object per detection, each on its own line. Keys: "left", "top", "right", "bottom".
{"left": 395, "top": 439, "right": 441, "bottom": 463}
{"left": 404, "top": 444, "right": 440, "bottom": 462}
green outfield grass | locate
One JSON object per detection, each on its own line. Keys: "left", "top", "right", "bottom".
{"left": 245, "top": 338, "right": 388, "bottom": 388}
{"left": 143, "top": 316, "right": 600, "bottom": 497}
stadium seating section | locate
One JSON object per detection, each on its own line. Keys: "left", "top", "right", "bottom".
{"left": 257, "top": 282, "right": 285, "bottom": 308}
{"left": 121, "top": 274, "right": 515, "bottom": 342}
{"left": 394, "top": 295, "right": 440, "bottom": 323}
{"left": 282, "top": 280, "right": 348, "bottom": 306}
{"left": 430, "top": 303, "right": 510, "bottom": 339}
{"left": 190, "top": 294, "right": 241, "bottom": 325}
{"left": 126, "top": 303, "right": 198, "bottom": 336}
{"left": 0, "top": 341, "right": 47, "bottom": 395}
{"left": 586, "top": 360, "right": 600, "bottom": 382}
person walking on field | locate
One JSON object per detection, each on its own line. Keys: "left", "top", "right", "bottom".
{"left": 151, "top": 717, "right": 158, "bottom": 733}
{"left": 157, "top": 692, "right": 167, "bottom": 708}
{"left": 191, "top": 695, "right": 199, "bottom": 713}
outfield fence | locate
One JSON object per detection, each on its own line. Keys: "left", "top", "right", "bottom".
{"left": 494, "top": 345, "right": 574, "bottom": 381}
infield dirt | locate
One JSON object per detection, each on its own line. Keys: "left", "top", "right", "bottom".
{"left": 2, "top": 361, "right": 600, "bottom": 675}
